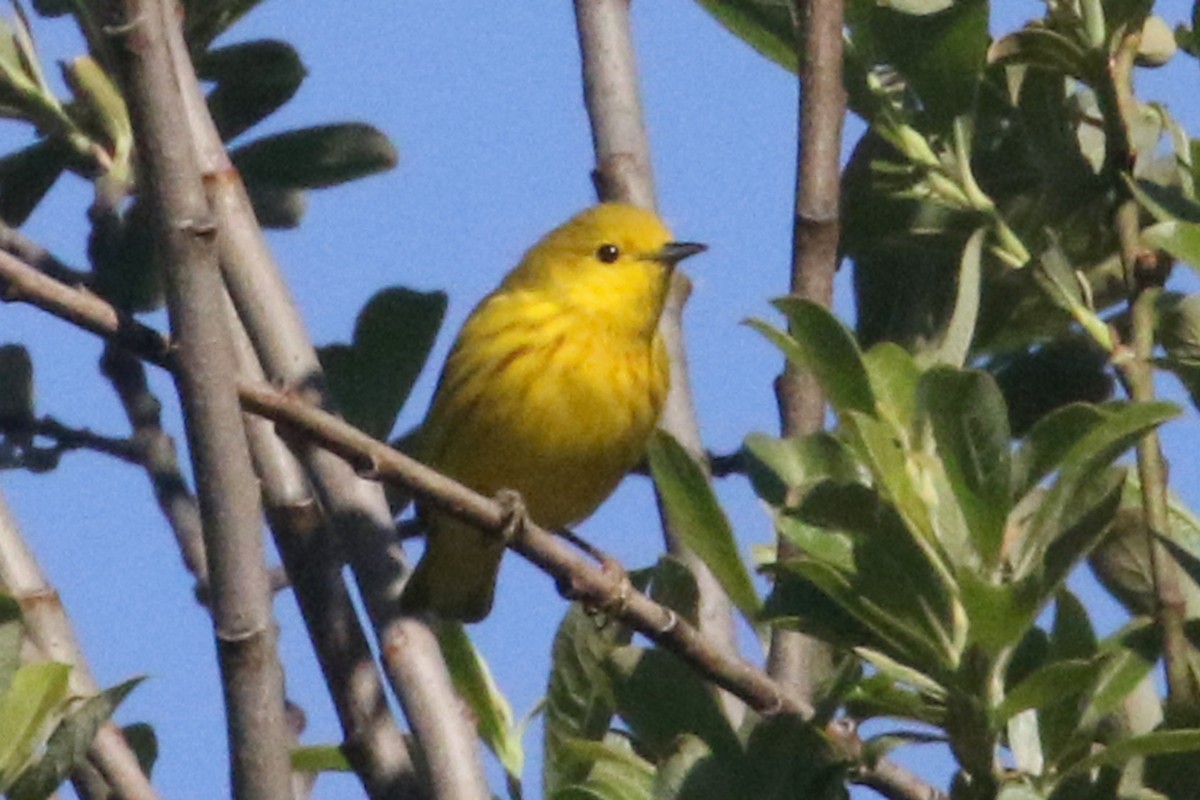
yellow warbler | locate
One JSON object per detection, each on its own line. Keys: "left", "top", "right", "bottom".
{"left": 400, "top": 203, "right": 705, "bottom": 621}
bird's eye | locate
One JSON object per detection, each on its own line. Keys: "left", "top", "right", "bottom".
{"left": 596, "top": 243, "right": 620, "bottom": 263}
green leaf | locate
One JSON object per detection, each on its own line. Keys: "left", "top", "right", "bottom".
{"left": 956, "top": 572, "right": 1037, "bottom": 658}
{"left": 0, "top": 344, "right": 33, "bottom": 428}
{"left": 121, "top": 723, "right": 157, "bottom": 778}
{"left": 436, "top": 622, "right": 522, "bottom": 782}
{"left": 0, "top": 140, "right": 64, "bottom": 226}
{"left": 870, "top": 0, "right": 990, "bottom": 128}
{"left": 1050, "top": 590, "right": 1097, "bottom": 662}
{"left": 319, "top": 287, "right": 447, "bottom": 440}
{"left": 917, "top": 367, "right": 1012, "bottom": 569}
{"left": 0, "top": 662, "right": 71, "bottom": 789}
{"left": 653, "top": 734, "right": 733, "bottom": 800}
{"left": 647, "top": 431, "right": 761, "bottom": 622}
{"left": 182, "top": 0, "right": 269, "bottom": 50}
{"left": 741, "top": 431, "right": 862, "bottom": 510}
{"left": 747, "top": 298, "right": 875, "bottom": 418}
{"left": 244, "top": 182, "right": 307, "bottom": 229}
{"left": 232, "top": 123, "right": 398, "bottom": 190}
{"left": 198, "top": 40, "right": 306, "bottom": 142}
{"left": 1033, "top": 467, "right": 1128, "bottom": 606}
{"left": 290, "top": 745, "right": 352, "bottom": 773}
{"left": 739, "top": 714, "right": 846, "bottom": 799}
{"left": 0, "top": 594, "right": 21, "bottom": 692}
{"left": 839, "top": 411, "right": 936, "bottom": 547}
{"left": 863, "top": 342, "right": 921, "bottom": 429}
{"left": 845, "top": 673, "right": 945, "bottom": 726}
{"left": 551, "top": 737, "right": 654, "bottom": 800}
{"left": 1063, "top": 729, "right": 1200, "bottom": 778}
{"left": 997, "top": 660, "right": 1098, "bottom": 723}
{"left": 1142, "top": 219, "right": 1200, "bottom": 276}
{"left": 30, "top": 0, "right": 71, "bottom": 17}
{"left": 689, "top": 0, "right": 796, "bottom": 72}
{"left": 1012, "top": 401, "right": 1179, "bottom": 580}
{"left": 992, "top": 341, "right": 1114, "bottom": 438}
{"left": 987, "top": 26, "right": 1092, "bottom": 80}
{"left": 647, "top": 556, "right": 701, "bottom": 628}
{"left": 8, "top": 675, "right": 144, "bottom": 800}
{"left": 605, "top": 646, "right": 740, "bottom": 759}
{"left": 1029, "top": 238, "right": 1113, "bottom": 350}
{"left": 60, "top": 56, "right": 130, "bottom": 162}
{"left": 543, "top": 604, "right": 630, "bottom": 797}
{"left": 1012, "top": 403, "right": 1107, "bottom": 500}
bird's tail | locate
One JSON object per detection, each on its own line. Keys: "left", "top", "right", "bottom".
{"left": 400, "top": 516, "right": 505, "bottom": 623}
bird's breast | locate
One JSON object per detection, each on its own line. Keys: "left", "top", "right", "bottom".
{"left": 424, "top": 304, "right": 669, "bottom": 529}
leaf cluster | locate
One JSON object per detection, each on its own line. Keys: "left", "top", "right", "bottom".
{"left": 0, "top": 594, "right": 148, "bottom": 800}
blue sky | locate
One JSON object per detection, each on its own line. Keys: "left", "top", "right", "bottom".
{"left": 2, "top": 1, "right": 1200, "bottom": 797}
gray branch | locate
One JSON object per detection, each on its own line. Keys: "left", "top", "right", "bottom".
{"left": 767, "top": 0, "right": 846, "bottom": 705}
{"left": 573, "top": 0, "right": 743, "bottom": 724}
{"left": 96, "top": 1, "right": 293, "bottom": 797}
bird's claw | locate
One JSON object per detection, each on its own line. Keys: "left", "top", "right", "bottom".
{"left": 494, "top": 489, "right": 528, "bottom": 545}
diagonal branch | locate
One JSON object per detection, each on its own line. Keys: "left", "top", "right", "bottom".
{"left": 95, "top": 1, "right": 293, "bottom": 797}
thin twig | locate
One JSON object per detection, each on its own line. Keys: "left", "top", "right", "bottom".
{"left": 573, "top": 0, "right": 743, "bottom": 724}
{"left": 767, "top": 0, "right": 845, "bottom": 704}
{"left": 1103, "top": 22, "right": 1192, "bottom": 717}
{"left": 100, "top": 343, "right": 210, "bottom": 590}
{"left": 0, "top": 219, "right": 91, "bottom": 286}
{"left": 156, "top": 10, "right": 484, "bottom": 798}
{"left": 0, "top": 488, "right": 159, "bottom": 800}
{"left": 97, "top": 2, "right": 293, "bottom": 797}
{"left": 0, "top": 245, "right": 946, "bottom": 800}
{"left": 0, "top": 414, "right": 140, "bottom": 468}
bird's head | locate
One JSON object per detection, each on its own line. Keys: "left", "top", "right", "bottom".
{"left": 503, "top": 203, "right": 705, "bottom": 334}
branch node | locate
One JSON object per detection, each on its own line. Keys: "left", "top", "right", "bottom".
{"left": 102, "top": 14, "right": 144, "bottom": 37}
{"left": 181, "top": 216, "right": 218, "bottom": 238}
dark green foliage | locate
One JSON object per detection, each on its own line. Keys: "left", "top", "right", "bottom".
{"left": 319, "top": 288, "right": 447, "bottom": 440}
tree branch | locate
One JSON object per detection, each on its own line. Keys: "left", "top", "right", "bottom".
{"left": 155, "top": 10, "right": 486, "bottom": 799}
{"left": 573, "top": 0, "right": 743, "bottom": 724}
{"left": 99, "top": 344, "right": 210, "bottom": 593}
{"left": 0, "top": 488, "right": 159, "bottom": 800}
{"left": 768, "top": 0, "right": 845, "bottom": 705}
{"left": 95, "top": 2, "right": 293, "bottom": 797}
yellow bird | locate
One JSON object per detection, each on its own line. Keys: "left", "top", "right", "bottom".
{"left": 400, "top": 203, "right": 705, "bottom": 621}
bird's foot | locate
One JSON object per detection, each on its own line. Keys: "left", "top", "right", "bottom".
{"left": 493, "top": 489, "right": 528, "bottom": 546}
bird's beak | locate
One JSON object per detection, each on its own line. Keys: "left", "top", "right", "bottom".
{"left": 649, "top": 241, "right": 707, "bottom": 266}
